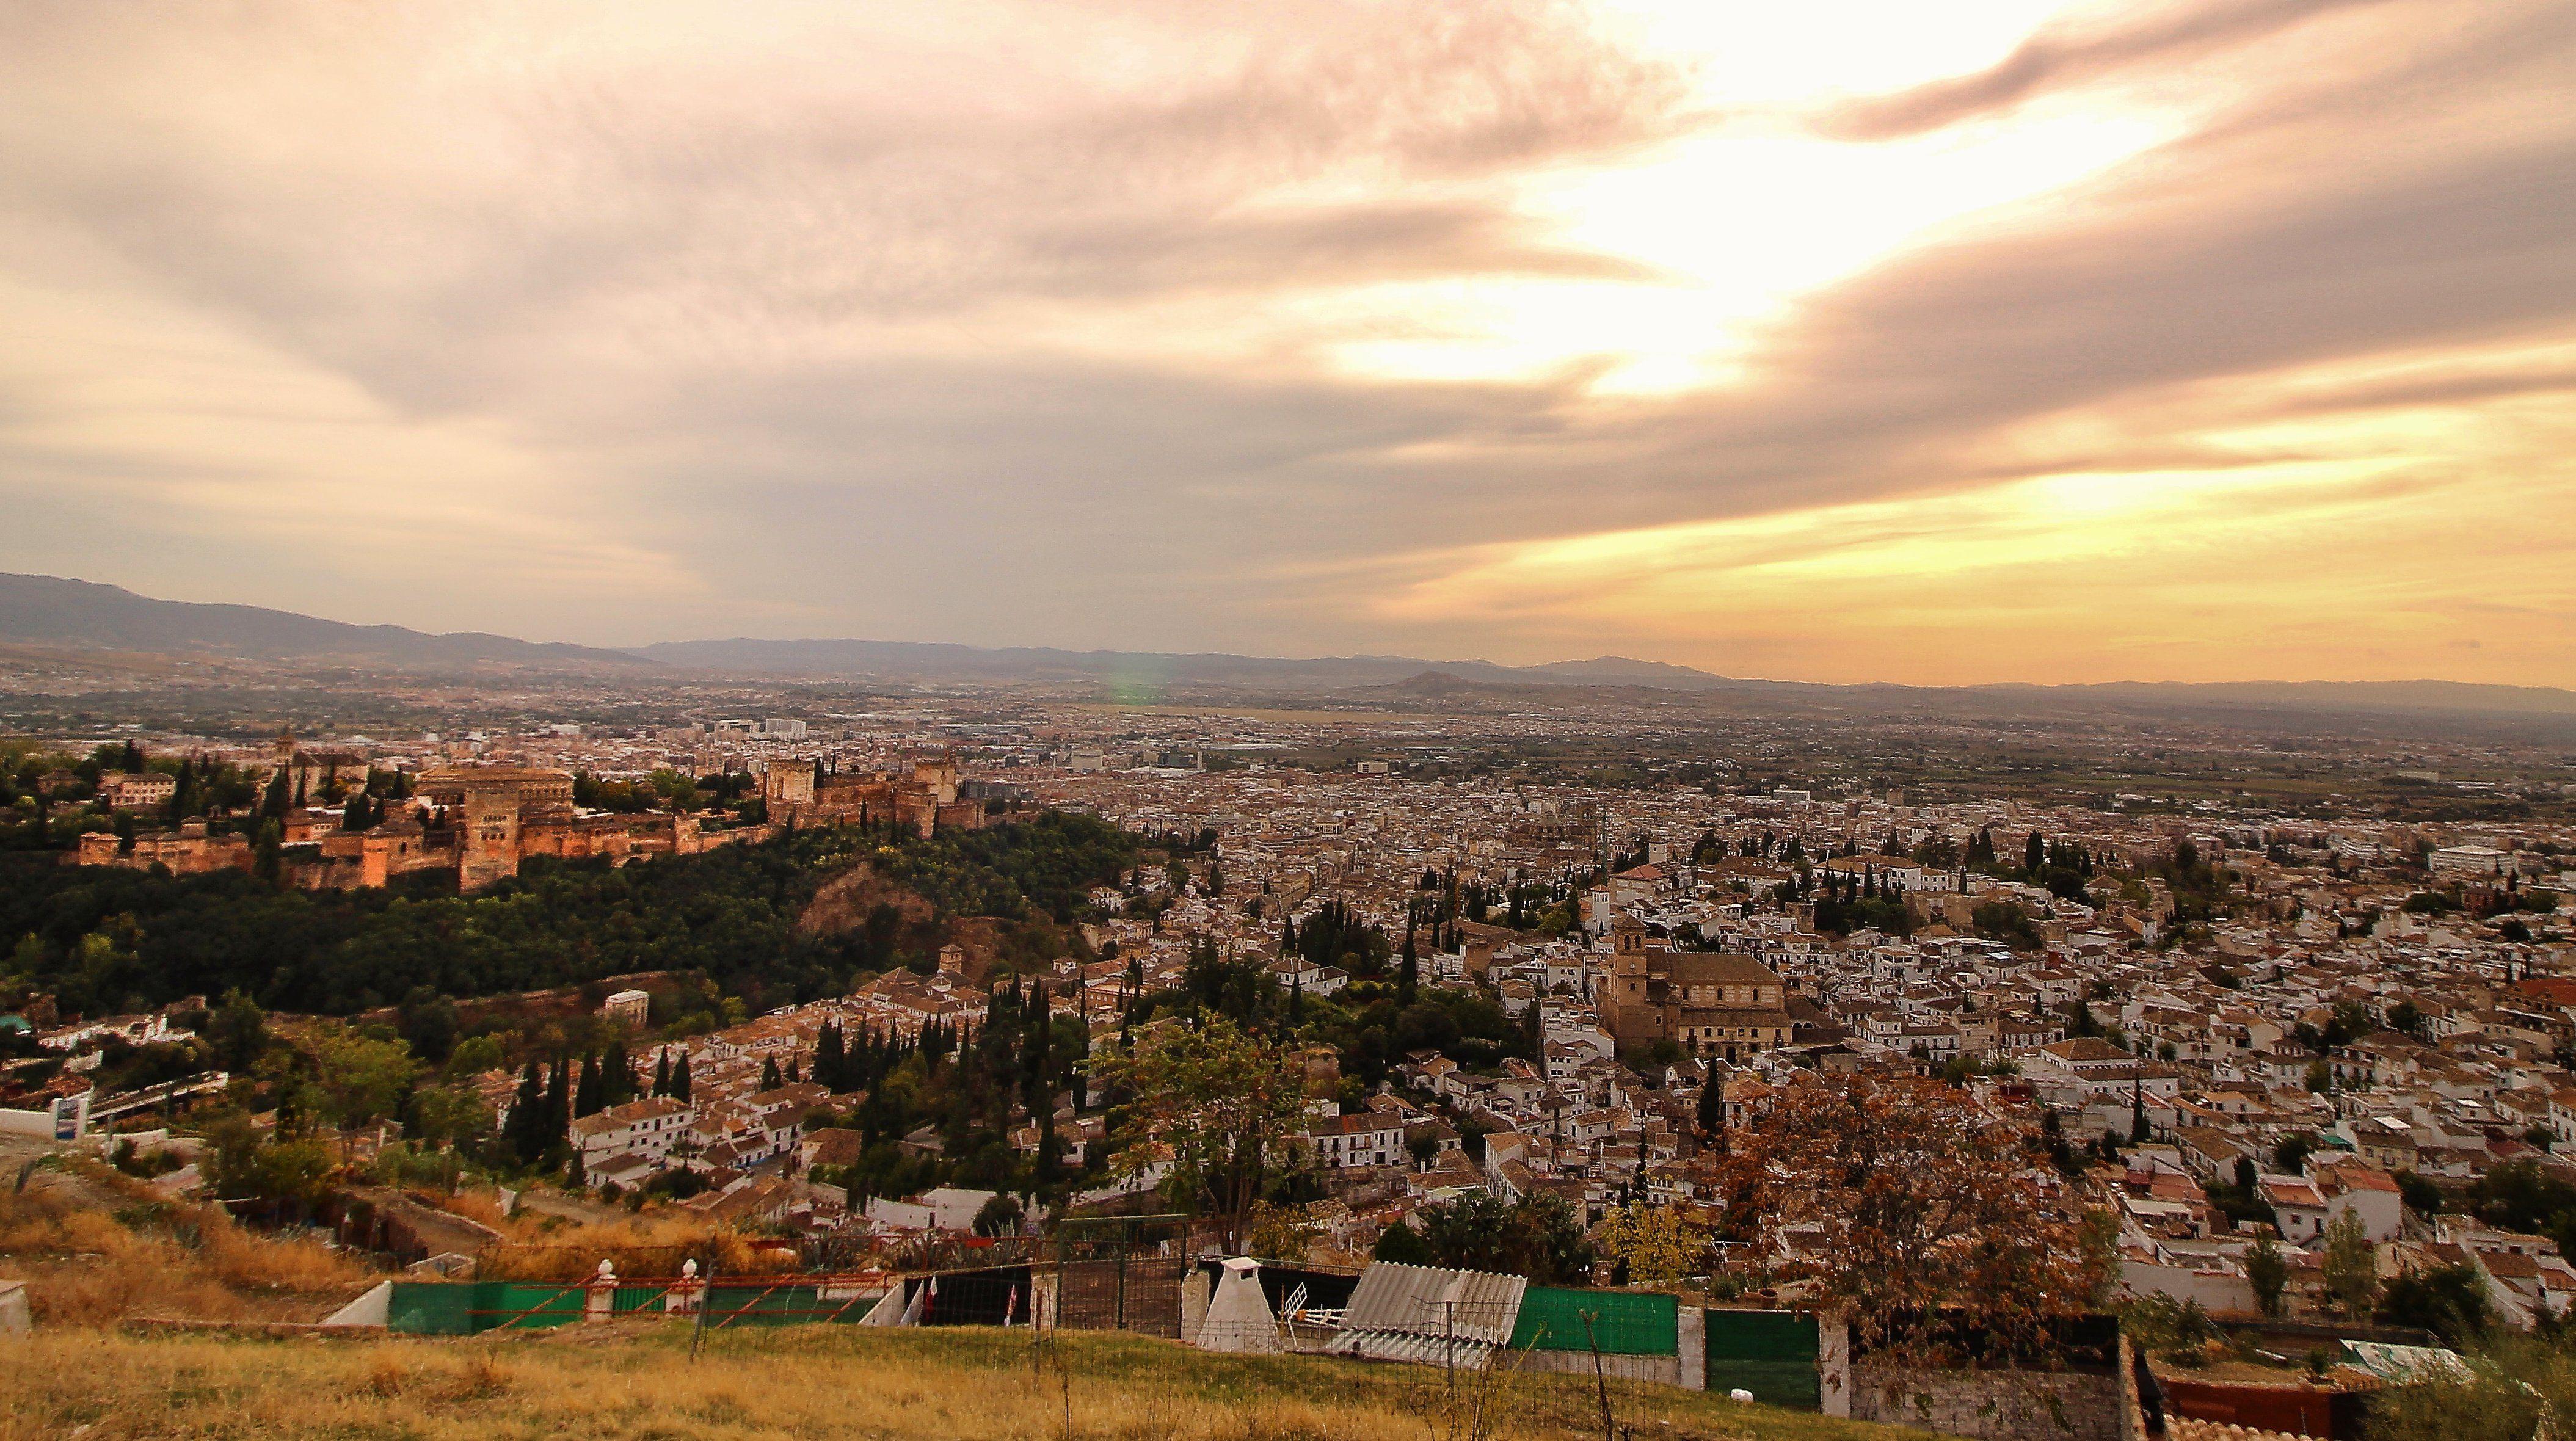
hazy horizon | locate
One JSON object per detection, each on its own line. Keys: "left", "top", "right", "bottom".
{"left": 4, "top": 2, "right": 2571, "bottom": 687}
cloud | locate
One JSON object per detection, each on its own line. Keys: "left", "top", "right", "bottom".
{"left": 1817, "top": 0, "right": 2399, "bottom": 140}
{"left": 0, "top": 0, "right": 2569, "bottom": 681}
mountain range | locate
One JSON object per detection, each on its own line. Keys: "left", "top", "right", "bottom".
{"left": 5, "top": 572, "right": 2572, "bottom": 725}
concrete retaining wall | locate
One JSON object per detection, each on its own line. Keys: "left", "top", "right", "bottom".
{"left": 1852, "top": 1363, "right": 2124, "bottom": 1441}
{"left": 1513, "top": 1349, "right": 1684, "bottom": 1386}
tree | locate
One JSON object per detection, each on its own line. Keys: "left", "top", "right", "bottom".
{"left": 1374, "top": 1221, "right": 1434, "bottom": 1266}
{"left": 1091, "top": 1017, "right": 1306, "bottom": 1247}
{"left": 2376, "top": 1263, "right": 2490, "bottom": 1345}
{"left": 2319, "top": 1208, "right": 2379, "bottom": 1318}
{"left": 252, "top": 819, "right": 283, "bottom": 884}
{"left": 1245, "top": 1200, "right": 1322, "bottom": 1263}
{"left": 2025, "top": 832, "right": 2046, "bottom": 873}
{"left": 2245, "top": 1233, "right": 2288, "bottom": 1318}
{"left": 1413, "top": 1191, "right": 1595, "bottom": 1284}
{"left": 574, "top": 1052, "right": 603, "bottom": 1118}
{"left": 2275, "top": 1131, "right": 2318, "bottom": 1174}
{"left": 311, "top": 1028, "right": 420, "bottom": 1147}
{"left": 503, "top": 1062, "right": 549, "bottom": 1165}
{"left": 205, "top": 988, "right": 269, "bottom": 1071}
{"left": 972, "top": 1192, "right": 1025, "bottom": 1238}
{"left": 1716, "top": 1072, "right": 2106, "bottom": 1362}
{"left": 1596, "top": 1202, "right": 1710, "bottom": 1286}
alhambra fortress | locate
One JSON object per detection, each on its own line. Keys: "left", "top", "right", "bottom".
{"left": 73, "top": 733, "right": 991, "bottom": 893}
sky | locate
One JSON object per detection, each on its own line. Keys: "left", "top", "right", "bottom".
{"left": 2, "top": 0, "right": 2571, "bottom": 686}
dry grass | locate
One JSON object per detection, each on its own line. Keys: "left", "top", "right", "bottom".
{"left": 0, "top": 1323, "right": 1930, "bottom": 1441}
{"left": 0, "top": 1174, "right": 371, "bottom": 1327}
{"left": 471, "top": 1211, "right": 798, "bottom": 1281}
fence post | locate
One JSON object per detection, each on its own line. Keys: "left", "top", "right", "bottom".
{"left": 1582, "top": 1310, "right": 1615, "bottom": 1441}
{"left": 584, "top": 1260, "right": 617, "bottom": 1324}
{"left": 1819, "top": 1313, "right": 1852, "bottom": 1418}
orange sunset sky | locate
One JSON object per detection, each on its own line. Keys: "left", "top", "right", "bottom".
{"left": 2, "top": 1, "right": 2570, "bottom": 685}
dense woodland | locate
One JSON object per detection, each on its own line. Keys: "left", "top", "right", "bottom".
{"left": 0, "top": 810, "right": 1135, "bottom": 1019}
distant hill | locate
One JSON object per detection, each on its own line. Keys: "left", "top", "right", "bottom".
{"left": 622, "top": 637, "right": 1738, "bottom": 692}
{"left": 9, "top": 572, "right": 2574, "bottom": 728}
{"left": 0, "top": 573, "right": 653, "bottom": 671}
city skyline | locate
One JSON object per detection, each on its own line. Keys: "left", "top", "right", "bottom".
{"left": 4, "top": 1, "right": 2571, "bottom": 686}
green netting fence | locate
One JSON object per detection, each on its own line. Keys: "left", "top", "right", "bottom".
{"left": 1508, "top": 1287, "right": 1679, "bottom": 1356}
{"left": 1703, "top": 1309, "right": 1821, "bottom": 1410}
{"left": 384, "top": 1279, "right": 887, "bottom": 1334}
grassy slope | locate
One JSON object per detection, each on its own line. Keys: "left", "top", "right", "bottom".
{"left": 0, "top": 1323, "right": 1926, "bottom": 1441}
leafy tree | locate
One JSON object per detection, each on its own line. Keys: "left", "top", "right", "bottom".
{"left": 2122, "top": 1292, "right": 2219, "bottom": 1364}
{"left": 1596, "top": 1202, "right": 1710, "bottom": 1286}
{"left": 1244, "top": 1200, "right": 1322, "bottom": 1263}
{"left": 1717, "top": 1072, "right": 2106, "bottom": 1363}
{"left": 2376, "top": 1263, "right": 2490, "bottom": 1345}
{"left": 1374, "top": 1220, "right": 1433, "bottom": 1266}
{"left": 2275, "top": 1131, "right": 2319, "bottom": 1173}
{"left": 204, "top": 988, "right": 270, "bottom": 1071}
{"left": 2245, "top": 1232, "right": 2288, "bottom": 1318}
{"left": 1413, "top": 1191, "right": 1595, "bottom": 1284}
{"left": 311, "top": 1028, "right": 420, "bottom": 1143}
{"left": 206, "top": 1112, "right": 335, "bottom": 1213}
{"left": 1091, "top": 1017, "right": 1306, "bottom": 1248}
{"left": 972, "top": 1192, "right": 1025, "bottom": 1237}
{"left": 2319, "top": 1208, "right": 2379, "bottom": 1318}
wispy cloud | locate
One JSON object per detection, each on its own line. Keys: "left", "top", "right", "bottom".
{"left": 0, "top": 0, "right": 2566, "bottom": 680}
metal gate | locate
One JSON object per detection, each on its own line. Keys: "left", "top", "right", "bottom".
{"left": 1051, "top": 1214, "right": 1190, "bottom": 1338}
{"left": 1704, "top": 1309, "right": 1821, "bottom": 1410}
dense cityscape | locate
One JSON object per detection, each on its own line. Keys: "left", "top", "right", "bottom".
{"left": 11, "top": 655, "right": 2575, "bottom": 1368}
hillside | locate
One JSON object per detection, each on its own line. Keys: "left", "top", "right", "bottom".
{"left": 0, "top": 1324, "right": 1924, "bottom": 1441}
{"left": 0, "top": 572, "right": 653, "bottom": 672}
{"left": 0, "top": 813, "right": 1133, "bottom": 1017}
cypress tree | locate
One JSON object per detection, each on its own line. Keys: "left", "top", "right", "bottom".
{"left": 603, "top": 1041, "right": 633, "bottom": 1106}
{"left": 253, "top": 819, "right": 282, "bottom": 884}
{"left": 652, "top": 1049, "right": 671, "bottom": 1098}
{"left": 817, "top": 1022, "right": 845, "bottom": 1092}
{"left": 542, "top": 1059, "right": 570, "bottom": 1155}
{"left": 574, "top": 1052, "right": 602, "bottom": 1117}
{"left": 760, "top": 1054, "right": 782, "bottom": 1090}
{"left": 671, "top": 1053, "right": 693, "bottom": 1103}
{"left": 506, "top": 1062, "right": 545, "bottom": 1163}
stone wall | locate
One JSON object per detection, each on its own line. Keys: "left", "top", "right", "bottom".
{"left": 1852, "top": 1363, "right": 2124, "bottom": 1441}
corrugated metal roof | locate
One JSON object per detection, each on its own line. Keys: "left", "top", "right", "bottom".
{"left": 1329, "top": 1330, "right": 1500, "bottom": 1368}
{"left": 1337, "top": 1262, "right": 1526, "bottom": 1347}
